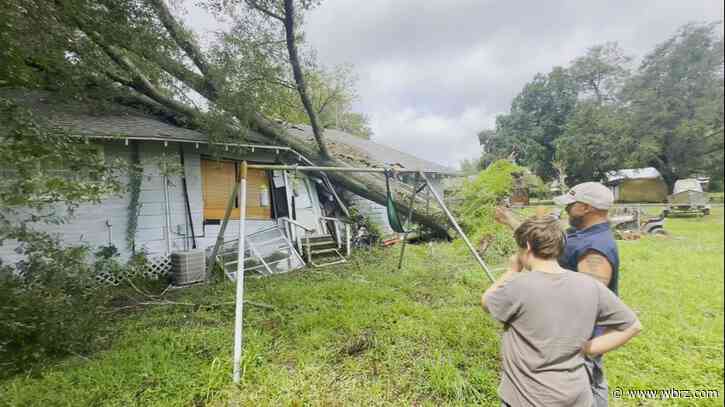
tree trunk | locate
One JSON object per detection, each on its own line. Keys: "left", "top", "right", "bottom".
{"left": 282, "top": 0, "right": 331, "bottom": 161}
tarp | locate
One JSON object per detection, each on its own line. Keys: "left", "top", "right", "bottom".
{"left": 605, "top": 167, "right": 662, "bottom": 184}
{"left": 673, "top": 179, "right": 703, "bottom": 194}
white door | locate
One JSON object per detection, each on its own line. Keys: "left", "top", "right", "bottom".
{"left": 289, "top": 173, "right": 326, "bottom": 236}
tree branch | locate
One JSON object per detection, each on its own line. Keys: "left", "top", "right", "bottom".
{"left": 96, "top": 40, "right": 201, "bottom": 118}
{"left": 119, "top": 44, "right": 217, "bottom": 101}
{"left": 282, "top": 0, "right": 331, "bottom": 160}
{"left": 245, "top": 0, "right": 284, "bottom": 21}
{"left": 316, "top": 91, "right": 340, "bottom": 116}
{"left": 148, "top": 0, "right": 211, "bottom": 77}
{"left": 254, "top": 77, "right": 296, "bottom": 90}
{"left": 53, "top": 1, "right": 204, "bottom": 119}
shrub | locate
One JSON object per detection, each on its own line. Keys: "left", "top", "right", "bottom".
{"left": 448, "top": 160, "right": 522, "bottom": 263}
{"left": 0, "top": 232, "right": 165, "bottom": 378}
{"left": 0, "top": 231, "right": 114, "bottom": 378}
{"left": 348, "top": 207, "right": 382, "bottom": 245}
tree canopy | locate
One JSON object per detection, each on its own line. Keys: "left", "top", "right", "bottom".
{"left": 261, "top": 64, "right": 373, "bottom": 139}
{"left": 485, "top": 67, "right": 578, "bottom": 180}
{"left": 0, "top": 0, "right": 449, "bottom": 236}
{"left": 476, "top": 22, "right": 724, "bottom": 189}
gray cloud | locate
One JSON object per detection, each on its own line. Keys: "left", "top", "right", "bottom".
{"left": 304, "top": 0, "right": 723, "bottom": 167}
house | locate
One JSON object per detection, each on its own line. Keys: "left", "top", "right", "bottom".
{"left": 604, "top": 167, "right": 668, "bottom": 203}
{"left": 0, "top": 89, "right": 456, "bottom": 271}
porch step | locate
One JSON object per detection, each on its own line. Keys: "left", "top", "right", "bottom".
{"left": 308, "top": 247, "right": 340, "bottom": 255}
{"left": 310, "top": 259, "right": 347, "bottom": 267}
{"left": 305, "top": 242, "right": 338, "bottom": 252}
{"left": 301, "top": 235, "right": 347, "bottom": 268}
{"left": 308, "top": 235, "right": 335, "bottom": 243}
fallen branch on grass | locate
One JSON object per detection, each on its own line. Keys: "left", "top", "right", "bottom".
{"left": 107, "top": 299, "right": 275, "bottom": 313}
{"left": 69, "top": 350, "right": 92, "bottom": 362}
{"left": 124, "top": 277, "right": 172, "bottom": 300}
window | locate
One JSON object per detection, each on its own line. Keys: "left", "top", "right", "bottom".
{"left": 201, "top": 159, "right": 272, "bottom": 220}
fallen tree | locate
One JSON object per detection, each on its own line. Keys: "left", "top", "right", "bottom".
{"left": 1, "top": 0, "right": 449, "bottom": 237}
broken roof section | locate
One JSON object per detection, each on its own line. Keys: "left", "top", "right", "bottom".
{"left": 605, "top": 167, "right": 663, "bottom": 184}
{"left": 283, "top": 124, "right": 460, "bottom": 176}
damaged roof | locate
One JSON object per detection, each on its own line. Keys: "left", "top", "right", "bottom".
{"left": 283, "top": 124, "right": 459, "bottom": 175}
{"left": 3, "top": 89, "right": 458, "bottom": 175}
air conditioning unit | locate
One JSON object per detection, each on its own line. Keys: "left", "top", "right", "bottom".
{"left": 171, "top": 249, "right": 206, "bottom": 286}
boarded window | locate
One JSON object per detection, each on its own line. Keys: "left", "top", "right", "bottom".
{"left": 201, "top": 159, "right": 272, "bottom": 220}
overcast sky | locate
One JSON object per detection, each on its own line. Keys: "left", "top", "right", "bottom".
{"left": 185, "top": 0, "right": 723, "bottom": 169}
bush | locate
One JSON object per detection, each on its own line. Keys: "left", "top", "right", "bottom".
{"left": 0, "top": 232, "right": 165, "bottom": 378}
{"left": 524, "top": 172, "right": 550, "bottom": 199}
{"left": 0, "top": 232, "right": 113, "bottom": 377}
{"left": 448, "top": 160, "right": 522, "bottom": 263}
{"left": 348, "top": 207, "right": 383, "bottom": 245}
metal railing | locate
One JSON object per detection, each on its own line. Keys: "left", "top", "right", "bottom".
{"left": 278, "top": 217, "right": 314, "bottom": 264}
{"left": 319, "top": 216, "right": 352, "bottom": 257}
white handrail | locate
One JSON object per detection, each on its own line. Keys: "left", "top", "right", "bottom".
{"left": 278, "top": 217, "right": 312, "bottom": 262}
{"left": 278, "top": 217, "right": 313, "bottom": 232}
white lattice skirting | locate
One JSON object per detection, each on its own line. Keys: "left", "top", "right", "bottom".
{"left": 94, "top": 252, "right": 173, "bottom": 286}
{"left": 145, "top": 253, "right": 173, "bottom": 278}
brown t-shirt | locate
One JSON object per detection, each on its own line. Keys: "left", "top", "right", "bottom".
{"left": 484, "top": 270, "right": 637, "bottom": 407}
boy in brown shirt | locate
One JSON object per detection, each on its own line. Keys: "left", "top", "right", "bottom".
{"left": 482, "top": 217, "right": 642, "bottom": 406}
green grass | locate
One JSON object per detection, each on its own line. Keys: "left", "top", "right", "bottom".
{"left": 1, "top": 210, "right": 723, "bottom": 406}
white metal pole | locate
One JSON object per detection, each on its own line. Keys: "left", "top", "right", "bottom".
{"left": 105, "top": 219, "right": 113, "bottom": 246}
{"left": 246, "top": 164, "right": 422, "bottom": 173}
{"left": 232, "top": 162, "right": 248, "bottom": 383}
{"left": 419, "top": 172, "right": 496, "bottom": 283}
{"left": 162, "top": 174, "right": 172, "bottom": 253}
{"left": 282, "top": 171, "right": 296, "bottom": 244}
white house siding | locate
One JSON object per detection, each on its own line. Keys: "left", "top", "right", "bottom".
{"left": 0, "top": 141, "right": 278, "bottom": 266}
{"left": 133, "top": 142, "right": 185, "bottom": 254}
{"left": 0, "top": 142, "right": 132, "bottom": 264}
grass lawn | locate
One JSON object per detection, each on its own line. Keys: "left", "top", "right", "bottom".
{"left": 1, "top": 209, "right": 723, "bottom": 406}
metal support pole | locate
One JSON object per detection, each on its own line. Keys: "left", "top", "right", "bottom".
{"left": 105, "top": 219, "right": 113, "bottom": 246}
{"left": 232, "top": 161, "right": 248, "bottom": 384}
{"left": 162, "top": 173, "right": 172, "bottom": 253}
{"left": 419, "top": 172, "right": 495, "bottom": 283}
{"left": 179, "top": 143, "right": 197, "bottom": 249}
{"left": 246, "top": 164, "right": 422, "bottom": 173}
{"left": 398, "top": 173, "right": 420, "bottom": 270}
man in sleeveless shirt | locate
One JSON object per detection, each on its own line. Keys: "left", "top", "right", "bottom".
{"left": 496, "top": 182, "right": 619, "bottom": 407}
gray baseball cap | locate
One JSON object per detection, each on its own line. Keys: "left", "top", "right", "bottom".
{"left": 553, "top": 182, "right": 614, "bottom": 210}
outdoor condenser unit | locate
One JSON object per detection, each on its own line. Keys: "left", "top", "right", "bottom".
{"left": 170, "top": 249, "right": 206, "bottom": 286}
